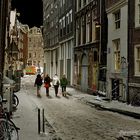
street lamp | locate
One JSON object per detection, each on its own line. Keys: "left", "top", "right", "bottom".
{"left": 95, "top": 21, "right": 101, "bottom": 28}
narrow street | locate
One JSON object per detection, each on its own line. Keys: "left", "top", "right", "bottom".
{"left": 13, "top": 75, "right": 140, "bottom": 140}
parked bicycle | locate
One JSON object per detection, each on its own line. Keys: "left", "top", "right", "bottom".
{"left": 13, "top": 92, "right": 19, "bottom": 108}
{"left": 0, "top": 96, "right": 20, "bottom": 140}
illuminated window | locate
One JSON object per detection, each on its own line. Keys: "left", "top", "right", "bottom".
{"left": 135, "top": 0, "right": 140, "bottom": 27}
{"left": 113, "top": 39, "right": 120, "bottom": 71}
{"left": 135, "top": 45, "right": 140, "bottom": 75}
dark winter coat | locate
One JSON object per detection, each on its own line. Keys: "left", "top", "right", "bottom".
{"left": 35, "top": 74, "right": 43, "bottom": 86}
{"left": 44, "top": 76, "right": 51, "bottom": 84}
{"left": 60, "top": 77, "right": 68, "bottom": 86}
{"left": 44, "top": 76, "right": 51, "bottom": 88}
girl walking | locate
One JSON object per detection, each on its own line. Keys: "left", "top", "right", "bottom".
{"left": 44, "top": 74, "right": 51, "bottom": 96}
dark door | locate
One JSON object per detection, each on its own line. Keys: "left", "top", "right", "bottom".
{"left": 112, "top": 79, "right": 119, "bottom": 100}
{"left": 67, "top": 59, "right": 71, "bottom": 85}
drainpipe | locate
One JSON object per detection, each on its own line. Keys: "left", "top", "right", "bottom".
{"left": 127, "top": 0, "right": 130, "bottom": 104}
{"left": 99, "top": 0, "right": 102, "bottom": 65}
{"left": 0, "top": 0, "right": 8, "bottom": 96}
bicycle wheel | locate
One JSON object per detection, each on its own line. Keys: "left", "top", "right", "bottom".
{"left": 0, "top": 118, "right": 9, "bottom": 140}
{"left": 13, "top": 94, "right": 19, "bottom": 108}
{"left": 0, "top": 118, "right": 19, "bottom": 140}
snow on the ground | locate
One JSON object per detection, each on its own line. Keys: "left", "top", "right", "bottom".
{"left": 12, "top": 75, "right": 140, "bottom": 140}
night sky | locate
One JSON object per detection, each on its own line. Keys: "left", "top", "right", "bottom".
{"left": 11, "top": 0, "right": 43, "bottom": 28}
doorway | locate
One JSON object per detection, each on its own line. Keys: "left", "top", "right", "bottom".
{"left": 112, "top": 79, "right": 120, "bottom": 100}
{"left": 81, "top": 54, "right": 88, "bottom": 92}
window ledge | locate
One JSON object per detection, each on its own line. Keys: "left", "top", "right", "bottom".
{"left": 134, "top": 74, "right": 140, "bottom": 77}
{"left": 134, "top": 26, "right": 140, "bottom": 29}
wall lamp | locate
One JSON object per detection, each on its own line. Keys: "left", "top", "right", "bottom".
{"left": 95, "top": 21, "right": 101, "bottom": 28}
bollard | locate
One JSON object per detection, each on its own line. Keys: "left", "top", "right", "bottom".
{"left": 42, "top": 109, "right": 45, "bottom": 133}
{"left": 38, "top": 108, "right": 40, "bottom": 134}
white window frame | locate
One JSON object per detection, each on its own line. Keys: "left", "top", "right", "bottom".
{"left": 135, "top": 45, "right": 140, "bottom": 76}
{"left": 70, "top": 10, "right": 72, "bottom": 23}
{"left": 114, "top": 10, "right": 120, "bottom": 29}
{"left": 66, "top": 13, "right": 69, "bottom": 24}
{"left": 135, "top": 0, "right": 140, "bottom": 27}
{"left": 59, "top": 19, "right": 62, "bottom": 29}
{"left": 63, "top": 17, "right": 65, "bottom": 28}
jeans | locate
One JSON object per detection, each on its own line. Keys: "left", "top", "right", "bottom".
{"left": 54, "top": 85, "right": 59, "bottom": 96}
{"left": 62, "top": 86, "right": 66, "bottom": 92}
{"left": 46, "top": 87, "right": 49, "bottom": 96}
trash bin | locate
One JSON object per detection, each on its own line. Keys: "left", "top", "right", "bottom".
{"left": 2, "top": 76, "right": 15, "bottom": 113}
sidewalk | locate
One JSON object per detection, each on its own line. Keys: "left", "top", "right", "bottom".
{"left": 12, "top": 89, "right": 49, "bottom": 140}
{"left": 66, "top": 87, "right": 140, "bottom": 119}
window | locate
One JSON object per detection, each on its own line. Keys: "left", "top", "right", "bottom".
{"left": 37, "top": 29, "right": 40, "bottom": 33}
{"left": 63, "top": 17, "right": 65, "bottom": 28}
{"left": 135, "top": 0, "right": 140, "bottom": 27}
{"left": 79, "top": 0, "right": 81, "bottom": 9}
{"left": 114, "top": 11, "right": 120, "bottom": 29}
{"left": 60, "top": 0, "right": 62, "bottom": 7}
{"left": 82, "top": 16, "right": 86, "bottom": 44}
{"left": 76, "top": 19, "right": 81, "bottom": 45}
{"left": 92, "top": 9, "right": 97, "bottom": 20}
{"left": 28, "top": 60, "right": 32, "bottom": 66}
{"left": 34, "top": 52, "right": 36, "bottom": 57}
{"left": 29, "top": 53, "right": 32, "bottom": 58}
{"left": 61, "top": 45, "right": 64, "bottom": 59}
{"left": 29, "top": 38, "right": 31, "bottom": 42}
{"left": 86, "top": 13, "right": 90, "bottom": 42}
{"left": 68, "top": 41, "right": 71, "bottom": 58}
{"left": 83, "top": 0, "right": 86, "bottom": 5}
{"left": 66, "top": 13, "right": 69, "bottom": 24}
{"left": 74, "top": 54, "right": 77, "bottom": 62}
{"left": 113, "top": 39, "right": 120, "bottom": 71}
{"left": 69, "top": 10, "right": 73, "bottom": 32}
{"left": 66, "top": 13, "right": 69, "bottom": 33}
{"left": 63, "top": 17, "right": 66, "bottom": 35}
{"left": 33, "top": 61, "right": 36, "bottom": 65}
{"left": 59, "top": 19, "right": 62, "bottom": 37}
{"left": 135, "top": 45, "right": 140, "bottom": 75}
{"left": 69, "top": 10, "right": 72, "bottom": 23}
